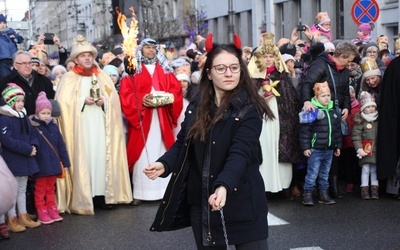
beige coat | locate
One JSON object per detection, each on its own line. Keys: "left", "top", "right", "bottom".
{"left": 55, "top": 70, "right": 132, "bottom": 215}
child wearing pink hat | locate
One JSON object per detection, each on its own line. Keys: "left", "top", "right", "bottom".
{"left": 30, "top": 91, "right": 70, "bottom": 224}
{"left": 351, "top": 22, "right": 375, "bottom": 45}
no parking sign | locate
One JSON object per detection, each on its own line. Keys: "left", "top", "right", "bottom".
{"left": 351, "top": 0, "right": 380, "bottom": 25}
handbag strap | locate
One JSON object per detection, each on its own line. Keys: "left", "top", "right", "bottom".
{"left": 35, "top": 127, "right": 61, "bottom": 162}
{"left": 327, "top": 64, "right": 339, "bottom": 107}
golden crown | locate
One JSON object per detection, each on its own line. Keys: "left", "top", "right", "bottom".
{"left": 360, "top": 57, "right": 378, "bottom": 73}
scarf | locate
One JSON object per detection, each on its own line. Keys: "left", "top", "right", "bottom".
{"left": 135, "top": 38, "right": 173, "bottom": 74}
{"left": 328, "top": 54, "right": 345, "bottom": 71}
{"left": 72, "top": 64, "right": 101, "bottom": 76}
{"left": 361, "top": 111, "right": 378, "bottom": 122}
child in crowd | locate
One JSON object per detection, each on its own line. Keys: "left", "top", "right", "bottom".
{"left": 0, "top": 83, "right": 41, "bottom": 233}
{"left": 352, "top": 91, "right": 379, "bottom": 200}
{"left": 30, "top": 92, "right": 70, "bottom": 224}
{"left": 300, "top": 81, "right": 342, "bottom": 206}
{"left": 351, "top": 22, "right": 375, "bottom": 45}
{"left": 103, "top": 65, "right": 120, "bottom": 92}
{"left": 340, "top": 86, "right": 361, "bottom": 193}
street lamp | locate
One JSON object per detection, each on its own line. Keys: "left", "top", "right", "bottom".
{"left": 228, "top": 0, "right": 234, "bottom": 43}
{"left": 140, "top": 0, "right": 153, "bottom": 38}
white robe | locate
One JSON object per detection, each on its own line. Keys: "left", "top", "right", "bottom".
{"left": 132, "top": 65, "right": 171, "bottom": 200}
{"left": 259, "top": 96, "right": 292, "bottom": 192}
{"left": 80, "top": 77, "right": 107, "bottom": 196}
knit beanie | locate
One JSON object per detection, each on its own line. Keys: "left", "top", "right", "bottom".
{"left": 324, "top": 42, "right": 335, "bottom": 52}
{"left": 175, "top": 73, "right": 191, "bottom": 85}
{"left": 359, "top": 91, "right": 376, "bottom": 112}
{"left": 362, "top": 42, "right": 380, "bottom": 57}
{"left": 35, "top": 91, "right": 52, "bottom": 114}
{"left": 103, "top": 65, "right": 119, "bottom": 77}
{"left": 0, "top": 14, "right": 6, "bottom": 23}
{"left": 2, "top": 83, "right": 24, "bottom": 107}
{"left": 358, "top": 23, "right": 372, "bottom": 36}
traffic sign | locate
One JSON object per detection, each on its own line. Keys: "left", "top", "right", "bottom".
{"left": 351, "top": 0, "right": 380, "bottom": 26}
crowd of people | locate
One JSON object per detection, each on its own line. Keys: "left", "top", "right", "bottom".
{"left": 0, "top": 10, "right": 400, "bottom": 249}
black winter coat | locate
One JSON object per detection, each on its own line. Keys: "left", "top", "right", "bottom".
{"left": 150, "top": 90, "right": 268, "bottom": 247}
{"left": 377, "top": 56, "right": 400, "bottom": 179}
{"left": 30, "top": 116, "right": 71, "bottom": 178}
{"left": 301, "top": 52, "right": 351, "bottom": 111}
{"left": 300, "top": 99, "right": 342, "bottom": 151}
{"left": 0, "top": 69, "right": 55, "bottom": 115}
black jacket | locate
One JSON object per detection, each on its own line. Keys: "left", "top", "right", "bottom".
{"left": 0, "top": 69, "right": 55, "bottom": 115}
{"left": 301, "top": 52, "right": 351, "bottom": 111}
{"left": 300, "top": 99, "right": 342, "bottom": 151}
{"left": 150, "top": 89, "right": 268, "bottom": 246}
{"left": 377, "top": 56, "right": 400, "bottom": 179}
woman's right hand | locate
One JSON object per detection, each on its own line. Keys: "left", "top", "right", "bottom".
{"left": 303, "top": 101, "right": 316, "bottom": 111}
{"left": 144, "top": 162, "right": 165, "bottom": 180}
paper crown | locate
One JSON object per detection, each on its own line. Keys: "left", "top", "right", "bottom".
{"left": 360, "top": 57, "right": 381, "bottom": 82}
{"left": 395, "top": 34, "right": 400, "bottom": 51}
{"left": 359, "top": 91, "right": 376, "bottom": 111}
{"left": 360, "top": 57, "right": 378, "bottom": 73}
{"left": 315, "top": 11, "right": 330, "bottom": 25}
{"left": 313, "top": 81, "right": 330, "bottom": 96}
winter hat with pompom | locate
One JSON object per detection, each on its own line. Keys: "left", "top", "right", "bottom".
{"left": 35, "top": 91, "right": 52, "bottom": 114}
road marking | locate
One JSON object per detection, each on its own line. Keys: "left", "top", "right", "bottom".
{"left": 290, "top": 247, "right": 324, "bottom": 250}
{"left": 267, "top": 213, "right": 289, "bottom": 226}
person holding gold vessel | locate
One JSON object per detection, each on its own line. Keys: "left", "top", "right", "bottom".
{"left": 55, "top": 35, "right": 132, "bottom": 215}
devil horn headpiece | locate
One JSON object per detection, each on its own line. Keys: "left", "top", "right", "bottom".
{"left": 205, "top": 33, "right": 242, "bottom": 52}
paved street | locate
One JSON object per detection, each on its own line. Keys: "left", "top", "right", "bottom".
{"left": 1, "top": 190, "right": 399, "bottom": 250}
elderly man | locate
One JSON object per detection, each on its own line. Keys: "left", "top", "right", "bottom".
{"left": 55, "top": 35, "right": 132, "bottom": 215}
{"left": 119, "top": 38, "right": 183, "bottom": 206}
{"left": 0, "top": 51, "right": 54, "bottom": 115}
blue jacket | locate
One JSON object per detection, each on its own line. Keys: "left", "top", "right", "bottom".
{"left": 0, "top": 28, "right": 23, "bottom": 60}
{"left": 150, "top": 89, "right": 268, "bottom": 246}
{"left": 30, "top": 116, "right": 71, "bottom": 178}
{"left": 300, "top": 98, "right": 342, "bottom": 151}
{"left": 0, "top": 108, "right": 39, "bottom": 176}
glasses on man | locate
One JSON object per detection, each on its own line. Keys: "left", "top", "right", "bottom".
{"left": 211, "top": 64, "right": 241, "bottom": 74}
{"left": 15, "top": 62, "right": 33, "bottom": 67}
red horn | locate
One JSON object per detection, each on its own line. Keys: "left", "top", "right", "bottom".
{"left": 205, "top": 33, "right": 213, "bottom": 52}
{"left": 233, "top": 34, "right": 242, "bottom": 50}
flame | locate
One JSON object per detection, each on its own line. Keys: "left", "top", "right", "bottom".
{"left": 117, "top": 7, "right": 139, "bottom": 72}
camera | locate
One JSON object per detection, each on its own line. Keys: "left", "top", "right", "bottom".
{"left": 297, "top": 25, "right": 306, "bottom": 32}
{"left": 44, "top": 33, "right": 54, "bottom": 45}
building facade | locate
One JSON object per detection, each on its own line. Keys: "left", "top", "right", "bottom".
{"left": 202, "top": 0, "right": 400, "bottom": 50}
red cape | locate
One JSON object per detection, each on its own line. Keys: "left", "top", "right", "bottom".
{"left": 119, "top": 63, "right": 183, "bottom": 171}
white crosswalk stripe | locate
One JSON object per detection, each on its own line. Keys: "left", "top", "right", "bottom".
{"left": 267, "top": 212, "right": 289, "bottom": 226}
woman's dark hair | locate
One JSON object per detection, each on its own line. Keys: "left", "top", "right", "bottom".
{"left": 187, "top": 43, "right": 274, "bottom": 142}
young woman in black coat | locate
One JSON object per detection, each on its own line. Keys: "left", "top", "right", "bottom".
{"left": 144, "top": 34, "right": 273, "bottom": 249}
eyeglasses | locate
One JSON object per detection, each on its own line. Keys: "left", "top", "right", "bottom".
{"left": 211, "top": 64, "right": 241, "bottom": 74}
{"left": 15, "top": 62, "right": 33, "bottom": 67}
